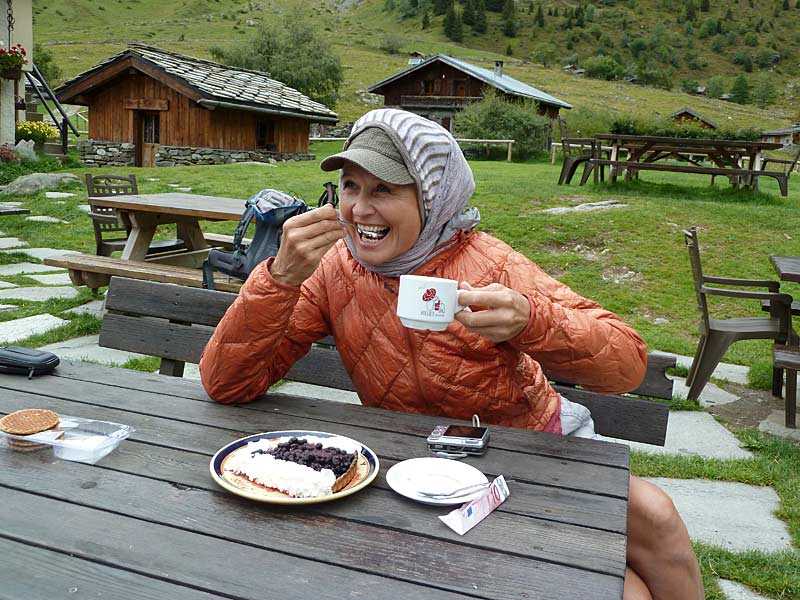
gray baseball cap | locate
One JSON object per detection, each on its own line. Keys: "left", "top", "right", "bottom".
{"left": 320, "top": 126, "right": 415, "bottom": 185}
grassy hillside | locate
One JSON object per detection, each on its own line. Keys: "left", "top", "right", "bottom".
{"left": 33, "top": 0, "right": 796, "bottom": 128}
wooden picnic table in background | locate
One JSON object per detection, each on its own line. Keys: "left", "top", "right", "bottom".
{"left": 771, "top": 256, "right": 800, "bottom": 284}
{"left": 0, "top": 361, "right": 631, "bottom": 599}
{"left": 591, "top": 134, "right": 784, "bottom": 191}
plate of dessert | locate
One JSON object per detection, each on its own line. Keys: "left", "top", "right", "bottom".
{"left": 210, "top": 430, "right": 379, "bottom": 505}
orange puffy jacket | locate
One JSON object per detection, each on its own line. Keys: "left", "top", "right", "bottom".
{"left": 200, "top": 231, "right": 647, "bottom": 432}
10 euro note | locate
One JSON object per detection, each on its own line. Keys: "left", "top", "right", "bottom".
{"left": 439, "top": 475, "right": 510, "bottom": 535}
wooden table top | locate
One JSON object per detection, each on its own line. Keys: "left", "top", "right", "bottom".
{"left": 0, "top": 361, "right": 630, "bottom": 599}
{"left": 595, "top": 134, "right": 783, "bottom": 151}
{"left": 88, "top": 193, "right": 246, "bottom": 221}
{"left": 771, "top": 255, "right": 800, "bottom": 283}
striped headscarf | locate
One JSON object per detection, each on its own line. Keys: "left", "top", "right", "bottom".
{"left": 342, "top": 108, "right": 480, "bottom": 277}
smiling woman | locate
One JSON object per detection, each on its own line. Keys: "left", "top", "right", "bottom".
{"left": 200, "top": 108, "right": 703, "bottom": 600}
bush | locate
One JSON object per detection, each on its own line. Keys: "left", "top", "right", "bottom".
{"left": 0, "top": 145, "right": 18, "bottom": 163}
{"left": 706, "top": 75, "right": 726, "bottom": 98}
{"left": 210, "top": 15, "right": 343, "bottom": 107}
{"left": 609, "top": 116, "right": 762, "bottom": 141}
{"left": 680, "top": 78, "right": 700, "bottom": 93}
{"left": 744, "top": 32, "right": 759, "bottom": 46}
{"left": 0, "top": 155, "right": 65, "bottom": 185}
{"left": 455, "top": 90, "right": 550, "bottom": 160}
{"left": 379, "top": 33, "right": 403, "bottom": 54}
{"left": 562, "top": 107, "right": 616, "bottom": 137}
{"left": 16, "top": 121, "right": 58, "bottom": 146}
{"left": 582, "top": 55, "right": 625, "bottom": 80}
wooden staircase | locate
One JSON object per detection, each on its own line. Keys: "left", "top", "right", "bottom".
{"left": 23, "top": 64, "right": 80, "bottom": 159}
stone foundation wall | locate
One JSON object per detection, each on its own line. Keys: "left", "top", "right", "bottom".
{"left": 154, "top": 145, "right": 313, "bottom": 166}
{"left": 77, "top": 139, "right": 313, "bottom": 167}
{"left": 78, "top": 140, "right": 135, "bottom": 167}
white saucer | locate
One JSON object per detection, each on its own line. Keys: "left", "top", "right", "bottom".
{"left": 385, "top": 457, "right": 489, "bottom": 505}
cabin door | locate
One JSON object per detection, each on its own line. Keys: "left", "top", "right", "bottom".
{"left": 134, "top": 111, "right": 160, "bottom": 167}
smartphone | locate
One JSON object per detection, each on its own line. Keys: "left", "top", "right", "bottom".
{"left": 426, "top": 424, "right": 490, "bottom": 455}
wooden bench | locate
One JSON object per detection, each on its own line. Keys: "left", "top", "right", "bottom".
{"left": 99, "top": 276, "right": 672, "bottom": 445}
{"left": 44, "top": 253, "right": 243, "bottom": 293}
{"left": 586, "top": 159, "right": 790, "bottom": 196}
{"left": 773, "top": 345, "right": 799, "bottom": 428}
{"left": 203, "top": 232, "right": 252, "bottom": 250}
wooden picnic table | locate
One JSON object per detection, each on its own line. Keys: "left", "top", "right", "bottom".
{"left": 591, "top": 134, "right": 784, "bottom": 192}
{"left": 88, "top": 192, "right": 245, "bottom": 264}
{"left": 0, "top": 360, "right": 631, "bottom": 599}
{"left": 771, "top": 256, "right": 800, "bottom": 284}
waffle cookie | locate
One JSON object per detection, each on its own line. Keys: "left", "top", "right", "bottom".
{"left": 0, "top": 408, "right": 61, "bottom": 452}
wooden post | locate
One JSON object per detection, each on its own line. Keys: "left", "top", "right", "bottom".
{"left": 507, "top": 141, "right": 513, "bottom": 162}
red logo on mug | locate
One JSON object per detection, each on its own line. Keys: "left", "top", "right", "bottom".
{"left": 422, "top": 288, "right": 436, "bottom": 301}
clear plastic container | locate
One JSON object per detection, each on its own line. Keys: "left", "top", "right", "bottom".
{"left": 0, "top": 415, "right": 134, "bottom": 464}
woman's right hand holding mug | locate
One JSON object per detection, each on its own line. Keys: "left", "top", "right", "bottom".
{"left": 269, "top": 204, "right": 345, "bottom": 286}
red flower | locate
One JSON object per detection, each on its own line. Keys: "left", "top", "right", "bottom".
{"left": 422, "top": 288, "right": 436, "bottom": 302}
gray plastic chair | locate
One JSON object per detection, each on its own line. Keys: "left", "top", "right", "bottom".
{"left": 684, "top": 227, "right": 795, "bottom": 401}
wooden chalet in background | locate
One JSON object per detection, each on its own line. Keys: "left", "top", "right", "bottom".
{"left": 669, "top": 107, "right": 717, "bottom": 130}
{"left": 761, "top": 124, "right": 800, "bottom": 148}
{"left": 55, "top": 45, "right": 337, "bottom": 167}
{"left": 368, "top": 54, "right": 571, "bottom": 132}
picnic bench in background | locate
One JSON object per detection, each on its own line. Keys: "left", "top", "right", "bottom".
{"left": 584, "top": 134, "right": 788, "bottom": 194}
{"left": 98, "top": 276, "right": 672, "bottom": 445}
{"left": 45, "top": 192, "right": 247, "bottom": 292}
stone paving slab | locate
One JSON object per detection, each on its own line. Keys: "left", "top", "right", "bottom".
{"left": 0, "top": 280, "right": 17, "bottom": 289}
{"left": 1, "top": 247, "right": 81, "bottom": 260}
{"left": 26, "top": 272, "right": 75, "bottom": 286}
{"left": 0, "top": 304, "right": 15, "bottom": 312}
{"left": 78, "top": 205, "right": 91, "bottom": 214}
{"left": 40, "top": 335, "right": 146, "bottom": 366}
{"left": 26, "top": 215, "right": 69, "bottom": 224}
{"left": 0, "top": 262, "right": 63, "bottom": 276}
{"left": 63, "top": 299, "right": 105, "bottom": 318}
{"left": 44, "top": 192, "right": 76, "bottom": 199}
{"left": 0, "top": 237, "right": 29, "bottom": 250}
{"left": 542, "top": 200, "right": 628, "bottom": 214}
{"left": 653, "top": 350, "right": 750, "bottom": 385}
{"left": 719, "top": 580, "right": 769, "bottom": 600}
{"left": 598, "top": 411, "right": 753, "bottom": 459}
{"left": 646, "top": 478, "right": 791, "bottom": 553}
{"left": 759, "top": 410, "right": 800, "bottom": 442}
{"left": 0, "top": 314, "right": 68, "bottom": 344}
{"left": 0, "top": 286, "right": 79, "bottom": 301}
{"left": 671, "top": 375, "right": 740, "bottom": 407}
{"left": 0, "top": 201, "right": 23, "bottom": 208}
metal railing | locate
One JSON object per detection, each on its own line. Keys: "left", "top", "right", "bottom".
{"left": 25, "top": 64, "right": 80, "bottom": 155}
{"left": 399, "top": 95, "right": 482, "bottom": 108}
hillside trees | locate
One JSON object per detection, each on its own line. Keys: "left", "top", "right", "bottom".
{"left": 209, "top": 16, "right": 342, "bottom": 107}
{"left": 444, "top": 3, "right": 464, "bottom": 41}
{"left": 473, "top": 0, "right": 488, "bottom": 32}
{"left": 730, "top": 74, "right": 750, "bottom": 104}
{"left": 706, "top": 75, "right": 726, "bottom": 98}
{"left": 502, "top": 0, "right": 518, "bottom": 36}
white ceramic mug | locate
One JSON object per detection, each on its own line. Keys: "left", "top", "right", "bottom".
{"left": 396, "top": 275, "right": 466, "bottom": 331}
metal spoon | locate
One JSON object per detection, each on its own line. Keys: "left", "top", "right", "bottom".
{"left": 417, "top": 481, "right": 491, "bottom": 498}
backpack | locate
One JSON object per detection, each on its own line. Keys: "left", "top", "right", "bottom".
{"left": 202, "top": 183, "right": 338, "bottom": 290}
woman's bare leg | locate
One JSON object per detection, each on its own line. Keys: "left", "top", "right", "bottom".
{"left": 624, "top": 567, "right": 653, "bottom": 600}
{"left": 627, "top": 476, "right": 704, "bottom": 600}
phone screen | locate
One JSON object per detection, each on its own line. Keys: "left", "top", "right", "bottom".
{"left": 443, "top": 425, "right": 487, "bottom": 439}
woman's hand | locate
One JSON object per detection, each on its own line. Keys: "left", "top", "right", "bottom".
{"left": 269, "top": 204, "right": 345, "bottom": 286}
{"left": 454, "top": 282, "right": 531, "bottom": 344}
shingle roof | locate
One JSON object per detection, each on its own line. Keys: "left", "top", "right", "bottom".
{"left": 762, "top": 124, "right": 800, "bottom": 136}
{"left": 669, "top": 107, "right": 718, "bottom": 129}
{"left": 56, "top": 44, "right": 338, "bottom": 123}
{"left": 368, "top": 54, "right": 572, "bottom": 110}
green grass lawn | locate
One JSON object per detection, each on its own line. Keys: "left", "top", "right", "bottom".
{"left": 1, "top": 146, "right": 798, "bottom": 597}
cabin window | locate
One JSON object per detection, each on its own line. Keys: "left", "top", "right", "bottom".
{"left": 256, "top": 120, "right": 276, "bottom": 150}
{"left": 142, "top": 113, "right": 160, "bottom": 144}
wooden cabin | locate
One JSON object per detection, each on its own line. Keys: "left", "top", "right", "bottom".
{"left": 368, "top": 54, "right": 571, "bottom": 132}
{"left": 669, "top": 107, "right": 717, "bottom": 130}
{"left": 761, "top": 125, "right": 800, "bottom": 148}
{"left": 55, "top": 44, "right": 338, "bottom": 167}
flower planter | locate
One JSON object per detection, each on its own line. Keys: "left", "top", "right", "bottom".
{"left": 0, "top": 67, "right": 22, "bottom": 81}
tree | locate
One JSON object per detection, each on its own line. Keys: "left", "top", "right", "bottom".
{"left": 505, "top": 42, "right": 514, "bottom": 56}
{"left": 486, "top": 0, "right": 504, "bottom": 11}
{"left": 433, "top": 0, "right": 449, "bottom": 15}
{"left": 535, "top": 3, "right": 545, "bottom": 26}
{"left": 685, "top": 0, "right": 697, "bottom": 21}
{"left": 752, "top": 74, "right": 777, "bottom": 107}
{"left": 473, "top": 0, "right": 488, "bottom": 32}
{"left": 33, "top": 44, "right": 62, "bottom": 85}
{"left": 680, "top": 78, "right": 700, "bottom": 93}
{"left": 384, "top": 0, "right": 396, "bottom": 10}
{"left": 443, "top": 3, "right": 464, "bottom": 41}
{"left": 463, "top": 0, "right": 477, "bottom": 26}
{"left": 502, "top": 0, "right": 518, "bottom": 36}
{"left": 422, "top": 9, "right": 431, "bottom": 28}
{"left": 706, "top": 75, "right": 725, "bottom": 98}
{"left": 209, "top": 16, "right": 343, "bottom": 107}
{"left": 730, "top": 74, "right": 750, "bottom": 104}
{"left": 783, "top": 0, "right": 790, "bottom": 8}
{"left": 700, "top": 0, "right": 710, "bottom": 10}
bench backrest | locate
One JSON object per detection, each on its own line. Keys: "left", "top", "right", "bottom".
{"left": 100, "top": 277, "right": 671, "bottom": 445}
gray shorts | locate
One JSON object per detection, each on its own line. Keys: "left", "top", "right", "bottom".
{"left": 560, "top": 396, "right": 598, "bottom": 439}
